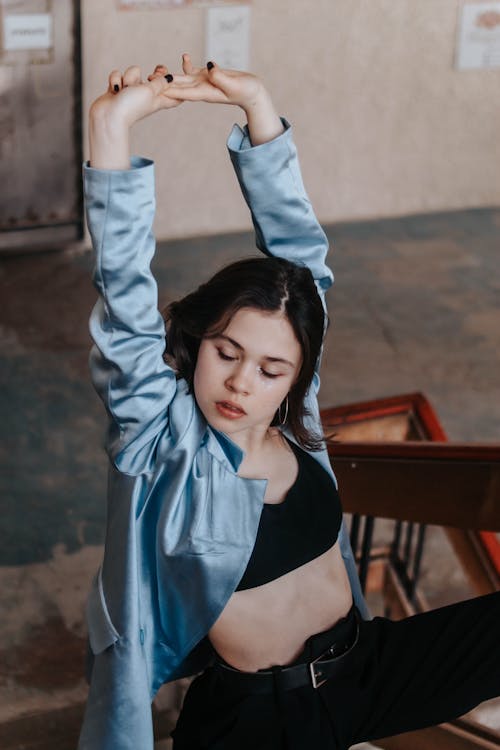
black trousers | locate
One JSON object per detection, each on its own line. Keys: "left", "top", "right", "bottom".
{"left": 171, "top": 592, "right": 500, "bottom": 750}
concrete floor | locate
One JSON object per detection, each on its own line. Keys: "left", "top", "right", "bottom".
{"left": 1, "top": 205, "right": 499, "bottom": 747}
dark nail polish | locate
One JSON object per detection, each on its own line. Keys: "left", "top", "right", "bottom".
{"left": 113, "top": 84, "right": 119, "bottom": 92}
{"left": 165, "top": 74, "right": 173, "bottom": 83}
{"left": 207, "top": 61, "right": 214, "bottom": 70}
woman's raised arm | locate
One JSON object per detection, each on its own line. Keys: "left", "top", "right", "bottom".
{"left": 168, "top": 60, "right": 332, "bottom": 382}
{"left": 167, "top": 58, "right": 332, "bottom": 292}
{"left": 85, "top": 65, "right": 184, "bottom": 475}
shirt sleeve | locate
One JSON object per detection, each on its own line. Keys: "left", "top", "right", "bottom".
{"left": 83, "top": 156, "right": 177, "bottom": 474}
{"left": 227, "top": 118, "right": 333, "bottom": 292}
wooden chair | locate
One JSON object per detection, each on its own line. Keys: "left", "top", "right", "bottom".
{"left": 322, "top": 391, "right": 500, "bottom": 750}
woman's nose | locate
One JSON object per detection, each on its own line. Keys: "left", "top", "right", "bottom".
{"left": 225, "top": 364, "right": 251, "bottom": 394}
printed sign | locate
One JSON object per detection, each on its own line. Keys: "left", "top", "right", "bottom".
{"left": 3, "top": 13, "right": 52, "bottom": 51}
{"left": 119, "top": 0, "right": 187, "bottom": 7}
{"left": 205, "top": 5, "right": 250, "bottom": 70}
{"left": 456, "top": 2, "right": 500, "bottom": 69}
{"left": 118, "top": 0, "right": 248, "bottom": 8}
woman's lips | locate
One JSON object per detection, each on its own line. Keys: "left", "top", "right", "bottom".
{"left": 215, "top": 401, "right": 247, "bottom": 419}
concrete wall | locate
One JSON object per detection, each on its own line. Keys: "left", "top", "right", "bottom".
{"left": 82, "top": 0, "right": 500, "bottom": 241}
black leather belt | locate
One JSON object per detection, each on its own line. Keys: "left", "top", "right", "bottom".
{"left": 213, "top": 608, "right": 360, "bottom": 694}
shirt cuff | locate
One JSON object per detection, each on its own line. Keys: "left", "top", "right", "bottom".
{"left": 82, "top": 156, "right": 155, "bottom": 202}
{"left": 226, "top": 117, "right": 292, "bottom": 153}
{"left": 82, "top": 155, "right": 153, "bottom": 174}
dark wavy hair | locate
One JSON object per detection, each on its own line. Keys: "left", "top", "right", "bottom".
{"left": 162, "top": 256, "right": 326, "bottom": 450}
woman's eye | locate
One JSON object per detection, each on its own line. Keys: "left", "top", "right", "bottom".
{"left": 259, "top": 368, "right": 280, "bottom": 379}
{"left": 217, "top": 349, "right": 235, "bottom": 362}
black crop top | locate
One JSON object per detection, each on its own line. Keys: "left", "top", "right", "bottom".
{"left": 235, "top": 438, "right": 343, "bottom": 591}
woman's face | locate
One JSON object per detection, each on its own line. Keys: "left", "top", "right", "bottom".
{"left": 193, "top": 307, "right": 302, "bottom": 446}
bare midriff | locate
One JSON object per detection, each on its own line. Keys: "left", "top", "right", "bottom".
{"left": 207, "top": 540, "right": 353, "bottom": 672}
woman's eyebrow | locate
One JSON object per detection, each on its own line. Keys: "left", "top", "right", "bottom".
{"left": 217, "top": 334, "right": 295, "bottom": 368}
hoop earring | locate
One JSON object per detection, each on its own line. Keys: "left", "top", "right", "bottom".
{"left": 278, "top": 396, "right": 289, "bottom": 426}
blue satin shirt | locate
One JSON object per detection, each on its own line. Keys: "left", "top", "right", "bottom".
{"left": 78, "top": 118, "right": 369, "bottom": 750}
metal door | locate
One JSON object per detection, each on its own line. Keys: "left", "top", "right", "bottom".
{"left": 0, "top": 0, "right": 82, "bottom": 252}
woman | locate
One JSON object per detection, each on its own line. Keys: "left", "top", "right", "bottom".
{"left": 79, "top": 55, "right": 499, "bottom": 750}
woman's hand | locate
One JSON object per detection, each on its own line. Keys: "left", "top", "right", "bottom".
{"left": 89, "top": 64, "right": 181, "bottom": 170}
{"left": 88, "top": 55, "right": 285, "bottom": 169}
{"left": 168, "top": 54, "right": 284, "bottom": 146}
{"left": 167, "top": 54, "right": 265, "bottom": 110}
{"left": 91, "top": 64, "right": 181, "bottom": 129}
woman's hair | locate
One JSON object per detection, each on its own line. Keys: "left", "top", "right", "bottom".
{"left": 162, "top": 256, "right": 326, "bottom": 450}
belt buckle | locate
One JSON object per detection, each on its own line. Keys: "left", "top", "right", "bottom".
{"left": 308, "top": 642, "right": 337, "bottom": 689}
{"left": 309, "top": 610, "right": 360, "bottom": 690}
